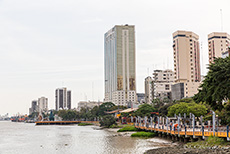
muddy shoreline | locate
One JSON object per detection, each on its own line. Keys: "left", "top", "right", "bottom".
{"left": 145, "top": 145, "right": 230, "bottom": 154}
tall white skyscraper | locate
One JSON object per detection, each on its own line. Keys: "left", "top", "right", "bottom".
{"left": 38, "top": 97, "right": 48, "bottom": 113}
{"left": 104, "top": 25, "right": 136, "bottom": 106}
{"left": 55, "top": 88, "right": 71, "bottom": 110}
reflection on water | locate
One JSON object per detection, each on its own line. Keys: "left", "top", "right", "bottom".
{"left": 0, "top": 121, "right": 171, "bottom": 154}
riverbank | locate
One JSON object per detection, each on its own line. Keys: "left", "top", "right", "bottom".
{"left": 145, "top": 145, "right": 230, "bottom": 154}
{"left": 145, "top": 136, "right": 230, "bottom": 154}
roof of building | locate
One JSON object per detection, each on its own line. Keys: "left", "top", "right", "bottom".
{"left": 120, "top": 108, "right": 138, "bottom": 113}
{"left": 105, "top": 109, "right": 123, "bottom": 114}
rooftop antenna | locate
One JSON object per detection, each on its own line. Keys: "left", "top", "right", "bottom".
{"left": 167, "top": 56, "right": 169, "bottom": 69}
{"left": 92, "top": 82, "right": 94, "bottom": 101}
{"left": 220, "top": 9, "right": 223, "bottom": 32}
{"left": 84, "top": 93, "right": 87, "bottom": 101}
{"left": 152, "top": 64, "right": 154, "bottom": 75}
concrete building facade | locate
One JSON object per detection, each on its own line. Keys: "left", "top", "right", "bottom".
{"left": 144, "top": 76, "right": 153, "bottom": 104}
{"left": 136, "top": 93, "right": 145, "bottom": 104}
{"left": 29, "top": 100, "right": 38, "bottom": 115}
{"left": 222, "top": 50, "right": 229, "bottom": 58}
{"left": 38, "top": 97, "right": 48, "bottom": 113}
{"left": 152, "top": 69, "right": 174, "bottom": 100}
{"left": 208, "top": 32, "right": 230, "bottom": 63}
{"left": 55, "top": 88, "right": 71, "bottom": 110}
{"left": 77, "top": 101, "right": 103, "bottom": 111}
{"left": 104, "top": 25, "right": 136, "bottom": 106}
{"left": 172, "top": 30, "right": 201, "bottom": 99}
{"left": 171, "top": 83, "right": 184, "bottom": 100}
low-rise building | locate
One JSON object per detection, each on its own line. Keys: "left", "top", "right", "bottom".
{"left": 77, "top": 101, "right": 103, "bottom": 111}
{"left": 136, "top": 93, "right": 145, "bottom": 104}
{"left": 153, "top": 69, "right": 174, "bottom": 100}
{"left": 171, "top": 82, "right": 200, "bottom": 100}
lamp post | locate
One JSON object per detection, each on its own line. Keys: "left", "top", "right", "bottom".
{"left": 211, "top": 110, "right": 216, "bottom": 136}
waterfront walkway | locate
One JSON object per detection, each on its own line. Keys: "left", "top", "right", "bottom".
{"left": 132, "top": 122, "right": 230, "bottom": 141}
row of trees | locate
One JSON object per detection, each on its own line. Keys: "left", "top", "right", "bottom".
{"left": 56, "top": 98, "right": 209, "bottom": 122}
{"left": 56, "top": 102, "right": 127, "bottom": 121}
{"left": 193, "top": 57, "right": 230, "bottom": 125}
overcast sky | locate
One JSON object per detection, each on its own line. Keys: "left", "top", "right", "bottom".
{"left": 1, "top": 0, "right": 230, "bottom": 115}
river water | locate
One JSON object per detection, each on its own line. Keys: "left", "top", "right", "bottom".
{"left": 0, "top": 121, "right": 171, "bottom": 154}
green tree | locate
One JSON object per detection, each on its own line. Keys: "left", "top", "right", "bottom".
{"left": 134, "top": 104, "right": 156, "bottom": 117}
{"left": 99, "top": 115, "right": 116, "bottom": 128}
{"left": 90, "top": 106, "right": 99, "bottom": 117}
{"left": 98, "top": 102, "right": 115, "bottom": 116}
{"left": 109, "top": 105, "right": 127, "bottom": 111}
{"left": 178, "top": 98, "right": 194, "bottom": 103}
{"left": 58, "top": 110, "right": 79, "bottom": 120}
{"left": 158, "top": 103, "right": 175, "bottom": 116}
{"left": 216, "top": 102, "right": 230, "bottom": 125}
{"left": 167, "top": 102, "right": 207, "bottom": 117}
{"left": 28, "top": 112, "right": 39, "bottom": 119}
{"left": 194, "top": 57, "right": 230, "bottom": 110}
{"left": 152, "top": 98, "right": 163, "bottom": 109}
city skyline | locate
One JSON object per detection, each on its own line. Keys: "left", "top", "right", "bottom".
{"left": 1, "top": 0, "right": 230, "bottom": 115}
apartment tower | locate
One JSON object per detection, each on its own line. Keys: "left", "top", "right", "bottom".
{"left": 104, "top": 25, "right": 136, "bottom": 106}
{"left": 55, "top": 88, "right": 71, "bottom": 110}
{"left": 172, "top": 30, "right": 201, "bottom": 99}
{"left": 38, "top": 97, "right": 48, "bottom": 113}
{"left": 208, "top": 32, "right": 230, "bottom": 63}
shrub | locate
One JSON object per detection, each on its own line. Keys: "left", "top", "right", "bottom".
{"left": 99, "top": 115, "right": 116, "bottom": 128}
{"left": 78, "top": 123, "right": 93, "bottom": 126}
{"left": 117, "top": 125, "right": 138, "bottom": 132}
{"left": 206, "top": 136, "right": 226, "bottom": 146}
{"left": 109, "top": 124, "right": 123, "bottom": 128}
{"left": 186, "top": 136, "right": 229, "bottom": 148}
{"left": 131, "top": 132, "right": 156, "bottom": 137}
